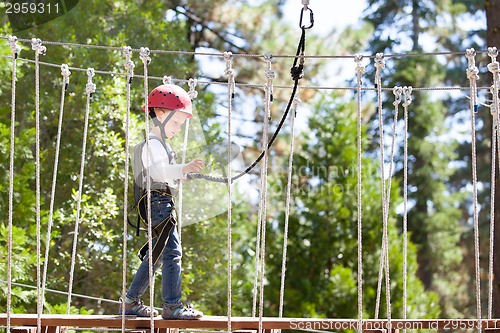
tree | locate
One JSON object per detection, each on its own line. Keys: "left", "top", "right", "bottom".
{"left": 361, "top": 0, "right": 475, "bottom": 317}
{"left": 265, "top": 92, "right": 440, "bottom": 318}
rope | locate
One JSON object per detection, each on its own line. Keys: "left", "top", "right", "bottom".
{"left": 66, "top": 67, "right": 95, "bottom": 314}
{"left": 486, "top": 46, "right": 500, "bottom": 320}
{"left": 401, "top": 86, "right": 412, "bottom": 333}
{"left": 121, "top": 45, "right": 134, "bottom": 332}
{"left": 223, "top": 50, "right": 235, "bottom": 333}
{"left": 354, "top": 53, "right": 365, "bottom": 332}
{"left": 374, "top": 53, "right": 392, "bottom": 322}
{"left": 257, "top": 54, "right": 275, "bottom": 333}
{"left": 1, "top": 35, "right": 493, "bottom": 59}
{"left": 41, "top": 64, "right": 70, "bottom": 311}
{"left": 278, "top": 95, "right": 299, "bottom": 318}
{"left": 488, "top": 97, "right": 497, "bottom": 320}
{"left": 6, "top": 35, "right": 20, "bottom": 333}
{"left": 1, "top": 53, "right": 493, "bottom": 93}
{"left": 31, "top": 37, "right": 47, "bottom": 333}
{"left": 139, "top": 46, "right": 155, "bottom": 331}
{"left": 0, "top": 280, "right": 122, "bottom": 305}
{"left": 468, "top": 48, "right": 482, "bottom": 332}
{"left": 177, "top": 78, "right": 197, "bottom": 241}
{"left": 187, "top": 27, "right": 308, "bottom": 184}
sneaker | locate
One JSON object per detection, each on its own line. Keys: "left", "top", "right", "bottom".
{"left": 119, "top": 297, "right": 159, "bottom": 317}
{"left": 161, "top": 302, "right": 203, "bottom": 320}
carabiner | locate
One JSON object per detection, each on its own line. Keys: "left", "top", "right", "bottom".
{"left": 299, "top": 6, "right": 314, "bottom": 29}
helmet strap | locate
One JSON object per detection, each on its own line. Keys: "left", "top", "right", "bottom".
{"left": 158, "top": 110, "right": 176, "bottom": 142}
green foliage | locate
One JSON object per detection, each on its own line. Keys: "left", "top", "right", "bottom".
{"left": 265, "top": 92, "right": 439, "bottom": 318}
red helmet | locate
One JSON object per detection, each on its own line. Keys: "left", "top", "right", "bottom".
{"left": 146, "top": 84, "right": 193, "bottom": 118}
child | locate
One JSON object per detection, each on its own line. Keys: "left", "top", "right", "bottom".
{"left": 120, "top": 84, "right": 205, "bottom": 319}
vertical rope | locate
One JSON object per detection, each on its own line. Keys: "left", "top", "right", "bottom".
{"left": 486, "top": 46, "right": 500, "bottom": 321}
{"left": 177, "top": 78, "right": 197, "bottom": 241}
{"left": 7, "top": 35, "right": 20, "bottom": 333}
{"left": 31, "top": 38, "right": 46, "bottom": 332}
{"left": 42, "top": 64, "right": 70, "bottom": 310}
{"left": 354, "top": 54, "right": 365, "bottom": 332}
{"left": 121, "top": 45, "right": 134, "bottom": 332}
{"left": 487, "top": 95, "right": 497, "bottom": 320}
{"left": 467, "top": 48, "right": 482, "bottom": 331}
{"left": 278, "top": 95, "right": 299, "bottom": 318}
{"left": 401, "top": 86, "right": 412, "bottom": 332}
{"left": 67, "top": 67, "right": 95, "bottom": 313}
{"left": 374, "top": 53, "right": 392, "bottom": 323}
{"left": 223, "top": 51, "right": 235, "bottom": 333}
{"left": 257, "top": 53, "right": 274, "bottom": 333}
{"left": 139, "top": 46, "right": 155, "bottom": 331}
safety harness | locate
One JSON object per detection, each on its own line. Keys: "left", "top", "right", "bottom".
{"left": 131, "top": 134, "right": 178, "bottom": 265}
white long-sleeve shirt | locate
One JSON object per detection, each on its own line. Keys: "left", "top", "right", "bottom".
{"left": 141, "top": 134, "right": 186, "bottom": 188}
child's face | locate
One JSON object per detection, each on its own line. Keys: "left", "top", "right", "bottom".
{"left": 156, "top": 108, "right": 189, "bottom": 139}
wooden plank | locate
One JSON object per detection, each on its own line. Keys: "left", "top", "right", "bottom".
{"left": 1, "top": 315, "right": 499, "bottom": 331}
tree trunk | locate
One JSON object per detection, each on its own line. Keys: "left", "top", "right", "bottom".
{"left": 485, "top": 0, "right": 500, "bottom": 319}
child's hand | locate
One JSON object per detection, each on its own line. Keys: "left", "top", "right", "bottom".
{"left": 182, "top": 158, "right": 205, "bottom": 174}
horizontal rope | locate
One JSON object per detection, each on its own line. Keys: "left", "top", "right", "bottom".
{"left": 0, "top": 36, "right": 493, "bottom": 59}
{"left": 0, "top": 55, "right": 489, "bottom": 93}
{"left": 0, "top": 280, "right": 120, "bottom": 305}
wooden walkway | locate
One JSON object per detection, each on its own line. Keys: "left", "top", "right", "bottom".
{"left": 1, "top": 314, "right": 500, "bottom": 332}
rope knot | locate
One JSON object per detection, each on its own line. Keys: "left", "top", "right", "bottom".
{"left": 488, "top": 46, "right": 499, "bottom": 60}
{"left": 122, "top": 46, "right": 135, "bottom": 71}
{"left": 354, "top": 54, "right": 365, "bottom": 76}
{"left": 61, "top": 64, "right": 71, "bottom": 80}
{"left": 223, "top": 51, "right": 235, "bottom": 77}
{"left": 374, "top": 53, "right": 385, "bottom": 70}
{"left": 163, "top": 76, "right": 172, "bottom": 84}
{"left": 290, "top": 65, "right": 303, "bottom": 81}
{"left": 139, "top": 47, "right": 151, "bottom": 65}
{"left": 465, "top": 48, "right": 480, "bottom": 82}
{"left": 264, "top": 53, "right": 276, "bottom": 80}
{"left": 8, "top": 35, "right": 20, "bottom": 58}
{"left": 86, "top": 68, "right": 96, "bottom": 96}
{"left": 393, "top": 86, "right": 403, "bottom": 107}
{"left": 402, "top": 86, "right": 413, "bottom": 107}
{"left": 188, "top": 78, "right": 198, "bottom": 99}
{"left": 31, "top": 38, "right": 46, "bottom": 56}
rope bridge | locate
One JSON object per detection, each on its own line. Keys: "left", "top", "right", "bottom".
{"left": 2, "top": 4, "right": 500, "bottom": 333}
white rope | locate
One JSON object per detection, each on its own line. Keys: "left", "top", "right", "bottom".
{"left": 257, "top": 53, "right": 274, "bottom": 333}
{"left": 487, "top": 94, "right": 497, "bottom": 320}
{"left": 121, "top": 45, "right": 134, "bottom": 333}
{"left": 1, "top": 54, "right": 490, "bottom": 93}
{"left": 139, "top": 46, "right": 156, "bottom": 331}
{"left": 278, "top": 94, "right": 299, "bottom": 318}
{"left": 223, "top": 51, "right": 235, "bottom": 333}
{"left": 3, "top": 36, "right": 490, "bottom": 60}
{"left": 66, "top": 67, "right": 95, "bottom": 314}
{"left": 486, "top": 46, "right": 500, "bottom": 321}
{"left": 6, "top": 35, "right": 20, "bottom": 333}
{"left": 31, "top": 37, "right": 46, "bottom": 333}
{"left": 41, "top": 63, "right": 70, "bottom": 310}
{"left": 401, "top": 86, "right": 412, "bottom": 332}
{"left": 467, "top": 48, "right": 482, "bottom": 332}
{"left": 354, "top": 54, "right": 364, "bottom": 333}
{"left": 373, "top": 53, "right": 392, "bottom": 322}
{"left": 177, "top": 78, "right": 196, "bottom": 241}
{"left": 252, "top": 56, "right": 273, "bottom": 318}
{"left": 163, "top": 75, "right": 172, "bottom": 84}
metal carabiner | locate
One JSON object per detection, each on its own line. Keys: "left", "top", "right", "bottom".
{"left": 299, "top": 6, "right": 314, "bottom": 29}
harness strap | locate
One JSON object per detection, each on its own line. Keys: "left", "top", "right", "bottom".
{"left": 138, "top": 215, "right": 177, "bottom": 265}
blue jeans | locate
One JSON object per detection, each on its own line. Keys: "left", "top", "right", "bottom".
{"left": 126, "top": 191, "right": 182, "bottom": 305}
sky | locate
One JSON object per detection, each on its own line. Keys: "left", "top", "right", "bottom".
{"left": 282, "top": 0, "right": 366, "bottom": 36}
